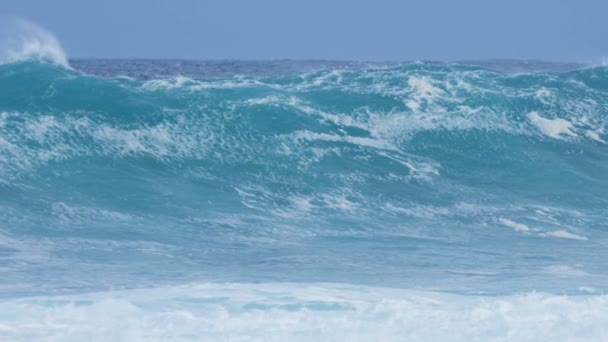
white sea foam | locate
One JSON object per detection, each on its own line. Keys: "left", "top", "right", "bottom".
{"left": 0, "top": 111, "right": 222, "bottom": 184}
{"left": 292, "top": 130, "right": 398, "bottom": 151}
{"left": 0, "top": 283, "right": 607, "bottom": 342}
{"left": 142, "top": 76, "right": 262, "bottom": 92}
{"left": 534, "top": 88, "right": 552, "bottom": 100}
{"left": 0, "top": 17, "right": 69, "bottom": 67}
{"left": 498, "top": 215, "right": 589, "bottom": 241}
{"left": 499, "top": 218, "right": 530, "bottom": 232}
{"left": 543, "top": 230, "right": 588, "bottom": 241}
{"left": 51, "top": 202, "right": 137, "bottom": 224}
{"left": 543, "top": 265, "right": 589, "bottom": 277}
{"left": 407, "top": 76, "right": 444, "bottom": 101}
{"left": 376, "top": 151, "right": 440, "bottom": 181}
{"left": 405, "top": 76, "right": 446, "bottom": 112}
{"left": 288, "top": 195, "right": 317, "bottom": 213}
{"left": 320, "top": 193, "right": 358, "bottom": 212}
{"left": 141, "top": 75, "right": 191, "bottom": 91}
{"left": 586, "top": 129, "right": 607, "bottom": 143}
{"left": 527, "top": 111, "right": 576, "bottom": 139}
{"left": 91, "top": 120, "right": 215, "bottom": 160}
{"left": 579, "top": 286, "right": 597, "bottom": 293}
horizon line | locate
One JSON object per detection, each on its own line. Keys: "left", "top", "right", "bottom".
{"left": 67, "top": 57, "right": 589, "bottom": 65}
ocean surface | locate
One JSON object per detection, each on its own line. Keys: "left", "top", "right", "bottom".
{"left": 1, "top": 22, "right": 608, "bottom": 342}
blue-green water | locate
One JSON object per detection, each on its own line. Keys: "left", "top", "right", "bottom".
{"left": 1, "top": 56, "right": 607, "bottom": 340}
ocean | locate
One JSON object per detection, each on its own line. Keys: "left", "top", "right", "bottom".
{"left": 1, "top": 28, "right": 608, "bottom": 341}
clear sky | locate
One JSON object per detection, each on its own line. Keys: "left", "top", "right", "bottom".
{"left": 2, "top": 0, "right": 606, "bottom": 62}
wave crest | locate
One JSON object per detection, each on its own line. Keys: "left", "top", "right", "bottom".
{"left": 0, "top": 17, "right": 69, "bottom": 67}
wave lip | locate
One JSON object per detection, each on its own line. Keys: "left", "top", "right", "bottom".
{"left": 0, "top": 17, "right": 69, "bottom": 67}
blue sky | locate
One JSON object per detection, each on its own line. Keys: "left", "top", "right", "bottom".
{"left": 2, "top": 0, "right": 606, "bottom": 62}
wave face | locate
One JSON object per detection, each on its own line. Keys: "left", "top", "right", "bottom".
{"left": 1, "top": 59, "right": 608, "bottom": 340}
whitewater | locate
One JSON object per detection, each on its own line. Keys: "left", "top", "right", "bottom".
{"left": 1, "top": 20, "right": 607, "bottom": 341}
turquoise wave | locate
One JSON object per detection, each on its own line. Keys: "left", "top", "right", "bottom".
{"left": 0, "top": 60, "right": 607, "bottom": 298}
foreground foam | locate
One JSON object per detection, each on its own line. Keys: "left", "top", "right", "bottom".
{"left": 0, "top": 283, "right": 606, "bottom": 342}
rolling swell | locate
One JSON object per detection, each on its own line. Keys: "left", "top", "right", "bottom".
{"left": 1, "top": 60, "right": 608, "bottom": 295}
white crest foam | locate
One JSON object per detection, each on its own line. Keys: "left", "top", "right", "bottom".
{"left": 0, "top": 17, "right": 69, "bottom": 67}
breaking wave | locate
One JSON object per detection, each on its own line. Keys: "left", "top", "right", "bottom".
{"left": 1, "top": 53, "right": 607, "bottom": 340}
{"left": 0, "top": 17, "right": 69, "bottom": 67}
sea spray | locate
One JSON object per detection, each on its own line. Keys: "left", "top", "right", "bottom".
{"left": 0, "top": 16, "right": 69, "bottom": 67}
